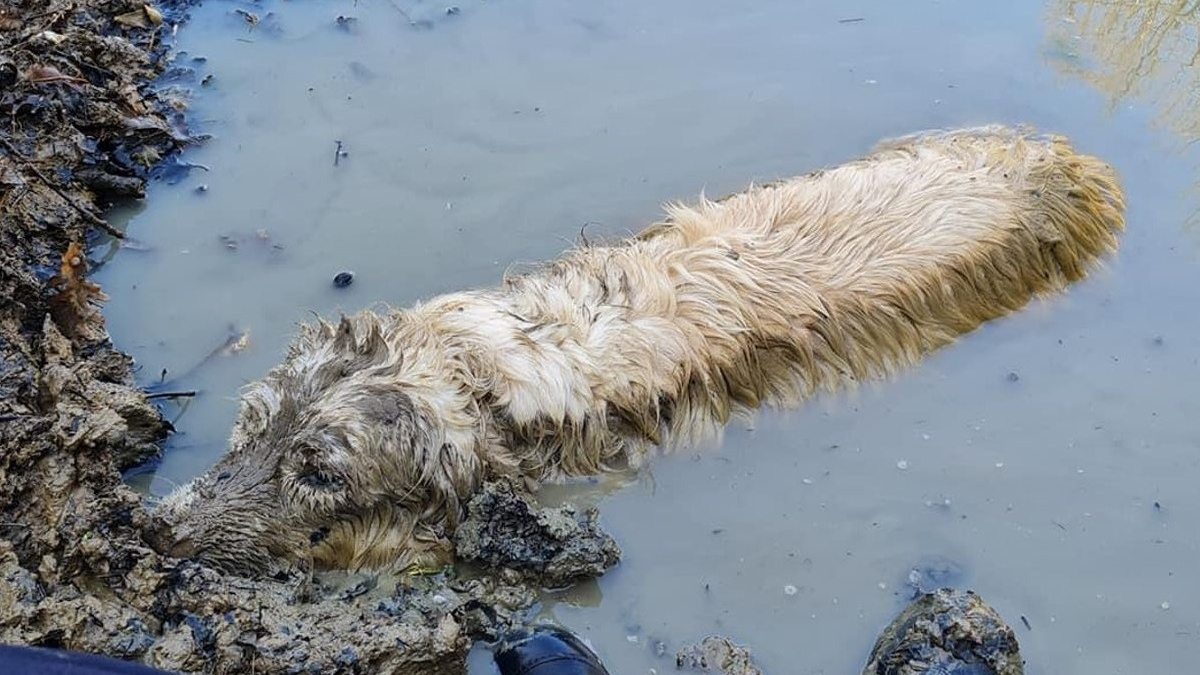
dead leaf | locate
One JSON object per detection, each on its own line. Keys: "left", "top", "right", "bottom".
{"left": 114, "top": 9, "right": 151, "bottom": 29}
{"left": 33, "top": 30, "right": 67, "bottom": 46}
{"left": 49, "top": 242, "right": 109, "bottom": 336}
{"left": 24, "top": 64, "right": 88, "bottom": 89}
{"left": 0, "top": 13, "right": 21, "bottom": 31}
{"left": 123, "top": 115, "right": 169, "bottom": 132}
{"left": 115, "top": 5, "right": 163, "bottom": 29}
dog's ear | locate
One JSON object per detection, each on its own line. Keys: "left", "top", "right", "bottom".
{"left": 367, "top": 389, "right": 482, "bottom": 529}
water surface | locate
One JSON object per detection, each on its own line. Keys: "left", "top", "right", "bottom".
{"left": 98, "top": 1, "right": 1200, "bottom": 673}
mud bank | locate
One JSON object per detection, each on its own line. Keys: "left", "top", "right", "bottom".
{"left": 0, "top": 3, "right": 591, "bottom": 673}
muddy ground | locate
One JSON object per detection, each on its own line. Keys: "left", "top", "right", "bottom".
{"left": 0, "top": 2, "right": 1029, "bottom": 674}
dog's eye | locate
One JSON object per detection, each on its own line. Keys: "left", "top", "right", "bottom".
{"left": 298, "top": 469, "right": 345, "bottom": 491}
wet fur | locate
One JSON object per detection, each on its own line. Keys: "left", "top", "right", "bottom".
{"left": 150, "top": 126, "right": 1125, "bottom": 575}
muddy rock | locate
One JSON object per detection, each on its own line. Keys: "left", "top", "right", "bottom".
{"left": 862, "top": 588, "right": 1024, "bottom": 675}
{"left": 675, "top": 636, "right": 763, "bottom": 675}
{"left": 455, "top": 481, "right": 622, "bottom": 588}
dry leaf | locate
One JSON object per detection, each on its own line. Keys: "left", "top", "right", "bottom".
{"left": 50, "top": 242, "right": 109, "bottom": 335}
{"left": 114, "top": 9, "right": 151, "bottom": 29}
{"left": 25, "top": 64, "right": 88, "bottom": 88}
{"left": 33, "top": 30, "right": 67, "bottom": 45}
{"left": 115, "top": 5, "right": 163, "bottom": 29}
{"left": 0, "top": 13, "right": 21, "bottom": 31}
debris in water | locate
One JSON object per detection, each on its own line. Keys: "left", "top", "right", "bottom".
{"left": 1006, "top": 371, "right": 1020, "bottom": 382}
{"left": 896, "top": 460, "right": 909, "bottom": 470}
{"left": 333, "top": 271, "right": 355, "bottom": 288}
{"left": 120, "top": 237, "right": 154, "bottom": 252}
{"left": 783, "top": 584, "right": 798, "bottom": 596}
{"left": 234, "top": 9, "right": 260, "bottom": 28}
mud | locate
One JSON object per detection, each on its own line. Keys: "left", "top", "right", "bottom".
{"left": 0, "top": 2, "right": 588, "bottom": 674}
{"left": 675, "top": 636, "right": 764, "bottom": 675}
{"left": 455, "top": 481, "right": 622, "bottom": 590}
{"left": 861, "top": 589, "right": 1023, "bottom": 675}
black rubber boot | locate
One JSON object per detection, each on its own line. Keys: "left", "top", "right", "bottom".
{"left": 494, "top": 625, "right": 611, "bottom": 675}
{"left": 0, "top": 644, "right": 179, "bottom": 675}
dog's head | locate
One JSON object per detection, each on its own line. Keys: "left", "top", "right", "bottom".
{"left": 145, "top": 312, "right": 488, "bottom": 575}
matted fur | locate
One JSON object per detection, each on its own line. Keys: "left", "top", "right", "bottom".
{"left": 148, "top": 126, "right": 1125, "bottom": 575}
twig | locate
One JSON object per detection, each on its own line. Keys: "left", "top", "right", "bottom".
{"left": 145, "top": 390, "right": 198, "bottom": 400}
{"left": 333, "top": 139, "right": 343, "bottom": 166}
{"left": 579, "top": 221, "right": 602, "bottom": 247}
{"left": 386, "top": 0, "right": 417, "bottom": 25}
{"left": 0, "top": 137, "right": 125, "bottom": 239}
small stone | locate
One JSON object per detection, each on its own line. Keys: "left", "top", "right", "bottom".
{"left": 333, "top": 271, "right": 355, "bottom": 288}
{"left": 195, "top": 184, "right": 208, "bottom": 193}
{"left": 446, "top": 5, "right": 460, "bottom": 14}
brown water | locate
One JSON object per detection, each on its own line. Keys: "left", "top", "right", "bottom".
{"left": 97, "top": 1, "right": 1200, "bottom": 673}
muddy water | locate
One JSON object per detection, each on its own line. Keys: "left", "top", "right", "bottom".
{"left": 97, "top": 0, "right": 1200, "bottom": 673}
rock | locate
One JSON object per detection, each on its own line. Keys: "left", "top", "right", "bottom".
{"left": 332, "top": 270, "right": 354, "bottom": 288}
{"left": 861, "top": 588, "right": 1023, "bottom": 675}
{"left": 676, "top": 636, "right": 762, "bottom": 675}
{"left": 454, "top": 481, "right": 621, "bottom": 588}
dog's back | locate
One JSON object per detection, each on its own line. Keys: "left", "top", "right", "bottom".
{"left": 488, "top": 126, "right": 1125, "bottom": 460}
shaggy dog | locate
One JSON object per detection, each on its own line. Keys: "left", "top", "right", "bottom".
{"left": 147, "top": 126, "right": 1125, "bottom": 575}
